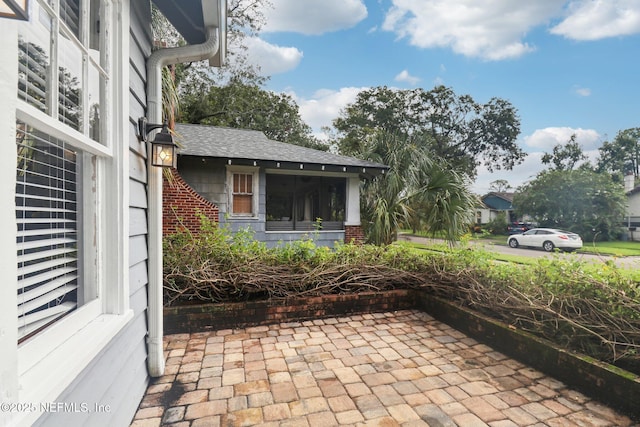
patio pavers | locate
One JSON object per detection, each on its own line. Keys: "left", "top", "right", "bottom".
{"left": 130, "top": 310, "right": 636, "bottom": 426}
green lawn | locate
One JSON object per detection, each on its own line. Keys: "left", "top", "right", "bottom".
{"left": 396, "top": 236, "right": 640, "bottom": 282}
{"left": 404, "top": 229, "right": 640, "bottom": 256}
{"left": 473, "top": 234, "right": 640, "bottom": 256}
{"left": 578, "top": 240, "right": 640, "bottom": 256}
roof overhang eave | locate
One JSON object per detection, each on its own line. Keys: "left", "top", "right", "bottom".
{"left": 151, "top": 0, "right": 226, "bottom": 66}
{"left": 180, "top": 154, "right": 388, "bottom": 178}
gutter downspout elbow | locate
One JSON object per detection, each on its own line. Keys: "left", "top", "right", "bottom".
{"left": 147, "top": 27, "right": 219, "bottom": 378}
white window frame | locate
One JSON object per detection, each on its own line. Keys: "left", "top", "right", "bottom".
{"left": 227, "top": 165, "right": 259, "bottom": 218}
{"left": 1, "top": 1, "right": 132, "bottom": 425}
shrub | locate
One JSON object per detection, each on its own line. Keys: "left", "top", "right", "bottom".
{"left": 163, "top": 218, "right": 640, "bottom": 374}
{"left": 484, "top": 212, "right": 508, "bottom": 235}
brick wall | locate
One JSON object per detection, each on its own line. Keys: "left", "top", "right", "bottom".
{"left": 164, "top": 290, "right": 416, "bottom": 334}
{"left": 163, "top": 168, "right": 219, "bottom": 235}
{"left": 345, "top": 225, "right": 365, "bottom": 244}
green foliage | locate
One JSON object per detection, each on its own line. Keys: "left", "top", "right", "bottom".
{"left": 359, "top": 131, "right": 475, "bottom": 245}
{"left": 513, "top": 169, "right": 627, "bottom": 240}
{"left": 597, "top": 127, "right": 640, "bottom": 179}
{"left": 489, "top": 179, "right": 512, "bottom": 192}
{"left": 484, "top": 212, "right": 508, "bottom": 235}
{"left": 331, "top": 85, "right": 524, "bottom": 178}
{"left": 542, "top": 133, "right": 592, "bottom": 171}
{"left": 163, "top": 221, "right": 640, "bottom": 371}
{"left": 541, "top": 133, "right": 590, "bottom": 171}
{"left": 179, "top": 79, "right": 324, "bottom": 149}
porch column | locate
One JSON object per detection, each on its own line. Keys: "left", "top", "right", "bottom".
{"left": 345, "top": 176, "right": 360, "bottom": 226}
{"left": 344, "top": 176, "right": 364, "bottom": 243}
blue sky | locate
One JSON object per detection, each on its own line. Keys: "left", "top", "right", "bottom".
{"left": 242, "top": 0, "right": 640, "bottom": 194}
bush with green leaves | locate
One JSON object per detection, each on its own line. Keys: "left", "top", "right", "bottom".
{"left": 484, "top": 211, "right": 508, "bottom": 235}
{"left": 163, "top": 218, "right": 640, "bottom": 373}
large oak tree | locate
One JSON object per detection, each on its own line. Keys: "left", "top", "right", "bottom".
{"left": 331, "top": 85, "right": 524, "bottom": 178}
{"left": 179, "top": 79, "right": 324, "bottom": 149}
{"left": 513, "top": 169, "right": 626, "bottom": 241}
{"left": 597, "top": 128, "right": 640, "bottom": 180}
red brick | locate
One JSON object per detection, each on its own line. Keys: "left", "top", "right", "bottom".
{"left": 163, "top": 168, "right": 219, "bottom": 236}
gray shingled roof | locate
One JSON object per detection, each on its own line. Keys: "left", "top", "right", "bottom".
{"left": 174, "top": 123, "right": 388, "bottom": 172}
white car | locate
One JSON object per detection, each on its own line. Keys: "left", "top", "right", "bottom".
{"left": 507, "top": 228, "right": 583, "bottom": 252}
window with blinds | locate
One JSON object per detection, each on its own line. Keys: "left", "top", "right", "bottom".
{"left": 13, "top": 0, "right": 106, "bottom": 343}
{"left": 232, "top": 173, "right": 254, "bottom": 215}
{"left": 16, "top": 124, "right": 81, "bottom": 341}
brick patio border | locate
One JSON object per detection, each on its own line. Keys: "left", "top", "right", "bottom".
{"left": 163, "top": 290, "right": 640, "bottom": 420}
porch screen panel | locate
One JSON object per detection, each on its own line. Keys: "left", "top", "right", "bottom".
{"left": 233, "top": 173, "right": 253, "bottom": 214}
{"left": 16, "top": 125, "right": 80, "bottom": 341}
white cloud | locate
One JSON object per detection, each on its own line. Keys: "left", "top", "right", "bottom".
{"left": 575, "top": 87, "right": 591, "bottom": 97}
{"left": 550, "top": 0, "right": 640, "bottom": 40}
{"left": 474, "top": 153, "right": 545, "bottom": 194}
{"left": 474, "top": 126, "right": 603, "bottom": 193}
{"left": 394, "top": 69, "right": 421, "bottom": 85}
{"left": 524, "top": 127, "right": 601, "bottom": 150}
{"left": 263, "top": 0, "right": 368, "bottom": 35}
{"left": 245, "top": 37, "right": 303, "bottom": 76}
{"left": 382, "top": 0, "right": 564, "bottom": 60}
{"left": 289, "top": 87, "right": 367, "bottom": 139}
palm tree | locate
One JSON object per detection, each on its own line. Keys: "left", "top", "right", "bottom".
{"left": 360, "top": 131, "right": 475, "bottom": 245}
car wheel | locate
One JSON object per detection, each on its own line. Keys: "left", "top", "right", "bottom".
{"left": 508, "top": 239, "right": 519, "bottom": 248}
{"left": 543, "top": 241, "right": 555, "bottom": 252}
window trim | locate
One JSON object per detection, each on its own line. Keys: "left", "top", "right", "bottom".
{"left": 227, "top": 165, "right": 259, "bottom": 218}
{"left": 16, "top": 103, "right": 112, "bottom": 158}
{"left": 18, "top": 306, "right": 133, "bottom": 425}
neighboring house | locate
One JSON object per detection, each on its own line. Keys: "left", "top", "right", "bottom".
{"left": 476, "top": 192, "right": 516, "bottom": 225}
{"left": 165, "top": 123, "right": 389, "bottom": 247}
{"left": 624, "top": 174, "right": 640, "bottom": 241}
{"left": 1, "top": 1, "right": 225, "bottom": 426}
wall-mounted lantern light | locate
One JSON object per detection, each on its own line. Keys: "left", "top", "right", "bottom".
{"left": 0, "top": 0, "right": 29, "bottom": 20}
{"left": 137, "top": 117, "right": 178, "bottom": 168}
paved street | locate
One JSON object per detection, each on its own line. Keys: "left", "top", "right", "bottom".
{"left": 130, "top": 310, "right": 636, "bottom": 426}
{"left": 399, "top": 234, "right": 640, "bottom": 270}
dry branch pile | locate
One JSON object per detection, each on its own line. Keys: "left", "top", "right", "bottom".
{"left": 163, "top": 227, "right": 640, "bottom": 374}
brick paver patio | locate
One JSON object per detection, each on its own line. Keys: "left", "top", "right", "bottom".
{"left": 131, "top": 310, "right": 636, "bottom": 426}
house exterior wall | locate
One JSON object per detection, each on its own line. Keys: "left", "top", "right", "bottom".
{"left": 179, "top": 157, "right": 228, "bottom": 214}
{"left": 626, "top": 191, "right": 640, "bottom": 241}
{"left": 628, "top": 192, "right": 640, "bottom": 222}
{"left": 478, "top": 194, "right": 515, "bottom": 225}
{"left": 178, "top": 157, "right": 268, "bottom": 236}
{"left": 175, "top": 157, "right": 361, "bottom": 247}
{"left": 476, "top": 208, "right": 507, "bottom": 225}
{"left": 1, "top": 2, "right": 151, "bottom": 426}
{"left": 477, "top": 208, "right": 492, "bottom": 224}
{"left": 163, "top": 168, "right": 220, "bottom": 234}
